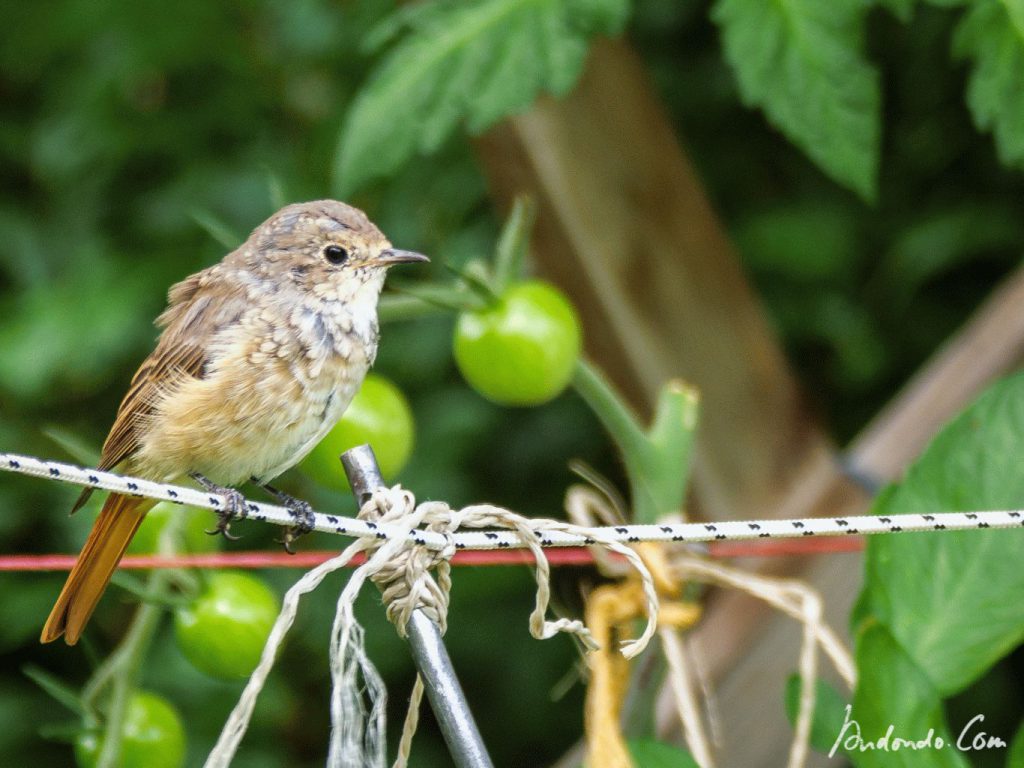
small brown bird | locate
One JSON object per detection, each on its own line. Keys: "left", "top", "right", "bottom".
{"left": 42, "top": 200, "right": 427, "bottom": 645}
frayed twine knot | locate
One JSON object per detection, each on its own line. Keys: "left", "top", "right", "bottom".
{"left": 205, "top": 485, "right": 664, "bottom": 768}
{"left": 357, "top": 487, "right": 456, "bottom": 635}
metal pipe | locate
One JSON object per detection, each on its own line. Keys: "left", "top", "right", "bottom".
{"left": 340, "top": 445, "right": 495, "bottom": 768}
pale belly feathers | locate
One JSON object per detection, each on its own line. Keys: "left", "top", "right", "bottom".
{"left": 133, "top": 281, "right": 381, "bottom": 486}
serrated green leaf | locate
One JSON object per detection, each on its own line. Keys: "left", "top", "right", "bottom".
{"left": 712, "top": 0, "right": 880, "bottom": 201}
{"left": 843, "top": 625, "right": 967, "bottom": 768}
{"left": 858, "top": 372, "right": 1024, "bottom": 696}
{"left": 335, "top": 0, "right": 630, "bottom": 195}
{"left": 566, "top": 0, "right": 631, "bottom": 34}
{"left": 362, "top": 1, "right": 453, "bottom": 55}
{"left": 954, "top": 0, "right": 1024, "bottom": 169}
{"left": 783, "top": 675, "right": 851, "bottom": 755}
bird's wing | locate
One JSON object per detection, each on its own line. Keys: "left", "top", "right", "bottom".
{"left": 72, "top": 270, "right": 243, "bottom": 511}
{"left": 98, "top": 338, "right": 209, "bottom": 470}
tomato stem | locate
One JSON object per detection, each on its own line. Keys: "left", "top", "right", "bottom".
{"left": 492, "top": 195, "right": 535, "bottom": 294}
{"left": 572, "top": 360, "right": 699, "bottom": 524}
{"left": 379, "top": 293, "right": 442, "bottom": 322}
{"left": 382, "top": 198, "right": 538, "bottom": 324}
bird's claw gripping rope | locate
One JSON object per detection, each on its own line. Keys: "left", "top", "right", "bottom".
{"left": 190, "top": 472, "right": 247, "bottom": 541}
{"left": 253, "top": 479, "right": 316, "bottom": 554}
{"left": 280, "top": 502, "right": 316, "bottom": 554}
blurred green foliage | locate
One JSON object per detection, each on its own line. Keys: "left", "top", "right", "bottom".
{"left": 335, "top": 0, "right": 630, "bottom": 193}
{"left": 783, "top": 373, "right": 1024, "bottom": 767}
{"left": 653, "top": 1, "right": 1024, "bottom": 438}
{"left": 847, "top": 372, "right": 1024, "bottom": 767}
{"left": 713, "top": 0, "right": 882, "bottom": 201}
{"left": 2, "top": 0, "right": 1024, "bottom": 765}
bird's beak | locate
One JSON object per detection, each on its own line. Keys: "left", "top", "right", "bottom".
{"left": 373, "top": 248, "right": 430, "bottom": 267}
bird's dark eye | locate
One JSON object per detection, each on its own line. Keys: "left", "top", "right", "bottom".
{"left": 323, "top": 245, "right": 349, "bottom": 265}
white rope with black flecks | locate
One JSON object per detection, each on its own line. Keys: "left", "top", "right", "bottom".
{"left": 4, "top": 452, "right": 1024, "bottom": 548}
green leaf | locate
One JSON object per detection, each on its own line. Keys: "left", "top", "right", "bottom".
{"left": 335, "top": 0, "right": 630, "bottom": 195}
{"left": 190, "top": 209, "right": 242, "bottom": 251}
{"left": 876, "top": 0, "right": 915, "bottom": 22}
{"left": 263, "top": 166, "right": 287, "bottom": 211}
{"left": 626, "top": 739, "right": 699, "bottom": 768}
{"left": 858, "top": 372, "right": 1024, "bottom": 695}
{"left": 844, "top": 625, "right": 967, "bottom": 768}
{"left": 40, "top": 425, "right": 100, "bottom": 466}
{"left": 954, "top": 0, "right": 1024, "bottom": 169}
{"left": 879, "top": 203, "right": 1024, "bottom": 314}
{"left": 783, "top": 675, "right": 851, "bottom": 755}
{"left": 712, "top": 0, "right": 880, "bottom": 201}
{"left": 22, "top": 665, "right": 84, "bottom": 717}
{"left": 735, "top": 202, "right": 861, "bottom": 282}
{"left": 361, "top": 1, "right": 446, "bottom": 56}
{"left": 0, "top": 576, "right": 67, "bottom": 654}
{"left": 1009, "top": 721, "right": 1024, "bottom": 768}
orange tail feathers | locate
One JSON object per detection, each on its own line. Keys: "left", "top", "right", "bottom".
{"left": 41, "top": 493, "right": 154, "bottom": 645}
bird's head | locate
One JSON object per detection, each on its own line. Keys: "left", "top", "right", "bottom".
{"left": 238, "top": 200, "right": 428, "bottom": 301}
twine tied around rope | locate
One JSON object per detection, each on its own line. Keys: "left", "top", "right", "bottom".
{"left": 355, "top": 487, "right": 456, "bottom": 635}
{"left": 205, "top": 485, "right": 664, "bottom": 768}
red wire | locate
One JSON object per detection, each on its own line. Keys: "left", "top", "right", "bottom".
{"left": 0, "top": 537, "right": 864, "bottom": 572}
{"left": 709, "top": 537, "right": 865, "bottom": 557}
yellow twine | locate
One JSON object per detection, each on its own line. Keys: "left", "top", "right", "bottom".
{"left": 584, "top": 543, "right": 701, "bottom": 768}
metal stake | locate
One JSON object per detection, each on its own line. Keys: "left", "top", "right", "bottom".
{"left": 340, "top": 445, "right": 495, "bottom": 768}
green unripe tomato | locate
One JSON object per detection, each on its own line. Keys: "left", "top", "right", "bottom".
{"left": 174, "top": 571, "right": 278, "bottom": 680}
{"left": 454, "top": 280, "right": 582, "bottom": 406}
{"left": 301, "top": 373, "right": 414, "bottom": 491}
{"left": 74, "top": 691, "right": 186, "bottom": 768}
{"left": 127, "top": 503, "right": 221, "bottom": 555}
